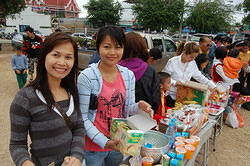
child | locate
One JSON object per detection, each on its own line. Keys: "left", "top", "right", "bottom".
{"left": 223, "top": 49, "right": 245, "bottom": 79}
{"left": 77, "top": 26, "right": 153, "bottom": 166}
{"left": 194, "top": 53, "right": 210, "bottom": 79}
{"left": 211, "top": 46, "right": 239, "bottom": 86}
{"left": 11, "top": 45, "right": 28, "bottom": 89}
{"left": 154, "top": 72, "right": 171, "bottom": 122}
{"left": 147, "top": 47, "right": 162, "bottom": 65}
{"left": 195, "top": 54, "right": 209, "bottom": 71}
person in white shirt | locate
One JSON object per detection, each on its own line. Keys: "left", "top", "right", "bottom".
{"left": 162, "top": 42, "right": 216, "bottom": 107}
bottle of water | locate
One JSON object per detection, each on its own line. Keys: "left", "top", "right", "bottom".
{"left": 166, "top": 118, "right": 177, "bottom": 149}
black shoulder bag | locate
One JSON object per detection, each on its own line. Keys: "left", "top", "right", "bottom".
{"left": 54, "top": 103, "right": 73, "bottom": 130}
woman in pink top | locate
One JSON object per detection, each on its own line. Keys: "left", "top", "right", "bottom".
{"left": 78, "top": 26, "right": 153, "bottom": 166}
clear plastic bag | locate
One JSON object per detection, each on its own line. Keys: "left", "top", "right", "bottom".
{"left": 225, "top": 108, "right": 239, "bottom": 128}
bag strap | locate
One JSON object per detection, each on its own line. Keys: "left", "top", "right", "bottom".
{"left": 54, "top": 103, "right": 73, "bottom": 130}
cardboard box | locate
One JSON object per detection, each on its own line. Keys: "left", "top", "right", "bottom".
{"left": 110, "top": 111, "right": 157, "bottom": 156}
{"left": 176, "top": 81, "right": 209, "bottom": 106}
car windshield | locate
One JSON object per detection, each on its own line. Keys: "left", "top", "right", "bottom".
{"left": 13, "top": 34, "right": 23, "bottom": 41}
{"left": 34, "top": 30, "right": 42, "bottom": 34}
{"left": 164, "top": 39, "right": 176, "bottom": 52}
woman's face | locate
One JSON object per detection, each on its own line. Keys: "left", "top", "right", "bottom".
{"left": 45, "top": 42, "right": 75, "bottom": 81}
{"left": 182, "top": 52, "right": 199, "bottom": 63}
{"left": 200, "top": 61, "right": 209, "bottom": 70}
{"left": 99, "top": 35, "right": 124, "bottom": 66}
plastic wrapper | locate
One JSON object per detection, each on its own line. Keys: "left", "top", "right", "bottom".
{"left": 225, "top": 109, "right": 239, "bottom": 128}
{"left": 160, "top": 104, "right": 207, "bottom": 135}
{"left": 207, "top": 82, "right": 229, "bottom": 108}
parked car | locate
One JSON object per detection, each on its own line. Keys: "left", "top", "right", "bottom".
{"left": 190, "top": 33, "right": 215, "bottom": 43}
{"left": 231, "top": 32, "right": 250, "bottom": 43}
{"left": 71, "top": 33, "right": 92, "bottom": 40}
{"left": 11, "top": 33, "right": 25, "bottom": 48}
{"left": 34, "top": 30, "right": 45, "bottom": 39}
{"left": 171, "top": 33, "right": 192, "bottom": 42}
{"left": 136, "top": 32, "right": 177, "bottom": 71}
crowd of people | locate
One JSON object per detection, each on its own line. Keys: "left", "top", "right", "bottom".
{"left": 8, "top": 25, "right": 250, "bottom": 166}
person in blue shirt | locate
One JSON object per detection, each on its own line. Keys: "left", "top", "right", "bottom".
{"left": 11, "top": 45, "right": 28, "bottom": 89}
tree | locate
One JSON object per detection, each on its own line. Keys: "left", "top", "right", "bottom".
{"left": 242, "top": 0, "right": 250, "bottom": 25}
{"left": 0, "top": 0, "right": 26, "bottom": 18}
{"left": 84, "top": 0, "right": 122, "bottom": 28}
{"left": 132, "top": 0, "right": 185, "bottom": 32}
{"left": 185, "top": 0, "right": 232, "bottom": 33}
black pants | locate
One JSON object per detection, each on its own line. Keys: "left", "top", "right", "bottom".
{"left": 166, "top": 95, "right": 175, "bottom": 107}
{"left": 232, "top": 83, "right": 250, "bottom": 95}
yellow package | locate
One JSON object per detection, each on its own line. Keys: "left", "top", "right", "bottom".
{"left": 110, "top": 119, "right": 144, "bottom": 156}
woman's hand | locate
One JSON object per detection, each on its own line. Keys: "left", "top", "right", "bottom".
{"left": 104, "top": 140, "right": 120, "bottom": 151}
{"left": 15, "top": 69, "right": 21, "bottom": 74}
{"left": 138, "top": 100, "right": 153, "bottom": 117}
{"left": 63, "top": 156, "right": 82, "bottom": 166}
{"left": 22, "top": 160, "right": 35, "bottom": 166}
{"left": 176, "top": 81, "right": 183, "bottom": 86}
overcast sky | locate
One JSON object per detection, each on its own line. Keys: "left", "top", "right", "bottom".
{"left": 76, "top": 0, "right": 246, "bottom": 23}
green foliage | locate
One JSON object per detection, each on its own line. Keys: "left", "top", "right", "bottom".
{"left": 0, "top": 0, "right": 26, "bottom": 18}
{"left": 185, "top": 0, "right": 232, "bottom": 33}
{"left": 132, "top": 0, "right": 185, "bottom": 32}
{"left": 84, "top": 0, "right": 122, "bottom": 28}
{"left": 243, "top": 0, "right": 250, "bottom": 12}
{"left": 242, "top": 0, "right": 250, "bottom": 25}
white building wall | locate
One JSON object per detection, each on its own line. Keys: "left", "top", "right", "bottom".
{"left": 5, "top": 7, "right": 52, "bottom": 36}
{"left": 119, "top": 2, "right": 135, "bottom": 26}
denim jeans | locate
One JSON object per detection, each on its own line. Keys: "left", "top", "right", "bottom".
{"left": 85, "top": 150, "right": 123, "bottom": 166}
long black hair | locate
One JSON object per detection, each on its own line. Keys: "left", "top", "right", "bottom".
{"left": 28, "top": 32, "right": 79, "bottom": 110}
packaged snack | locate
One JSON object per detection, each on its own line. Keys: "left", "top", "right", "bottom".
{"left": 110, "top": 119, "right": 144, "bottom": 156}
{"left": 176, "top": 154, "right": 185, "bottom": 166}
{"left": 110, "top": 112, "right": 156, "bottom": 156}
{"left": 167, "top": 152, "right": 177, "bottom": 158}
{"left": 170, "top": 158, "right": 179, "bottom": 166}
{"left": 162, "top": 154, "right": 170, "bottom": 166}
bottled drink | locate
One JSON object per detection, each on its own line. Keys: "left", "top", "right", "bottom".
{"left": 165, "top": 118, "right": 177, "bottom": 149}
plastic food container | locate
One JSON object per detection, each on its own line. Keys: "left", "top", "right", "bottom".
{"left": 129, "top": 156, "right": 141, "bottom": 166}
{"left": 174, "top": 141, "right": 185, "bottom": 148}
{"left": 184, "top": 144, "right": 196, "bottom": 159}
{"left": 175, "top": 136, "right": 185, "bottom": 142}
{"left": 190, "top": 136, "right": 200, "bottom": 147}
{"left": 185, "top": 139, "right": 195, "bottom": 145}
{"left": 142, "top": 157, "right": 154, "bottom": 166}
{"left": 175, "top": 147, "right": 187, "bottom": 155}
